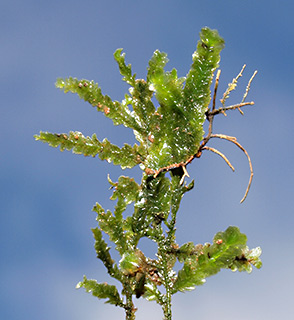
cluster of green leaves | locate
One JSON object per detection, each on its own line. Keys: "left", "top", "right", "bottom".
{"left": 75, "top": 175, "right": 262, "bottom": 309}
{"left": 36, "top": 27, "right": 224, "bottom": 173}
{"left": 35, "top": 27, "right": 261, "bottom": 320}
{"left": 172, "top": 226, "right": 262, "bottom": 293}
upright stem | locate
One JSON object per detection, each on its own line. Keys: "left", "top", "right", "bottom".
{"left": 160, "top": 247, "right": 173, "bottom": 320}
{"left": 124, "top": 282, "right": 136, "bottom": 320}
{"left": 161, "top": 173, "right": 183, "bottom": 320}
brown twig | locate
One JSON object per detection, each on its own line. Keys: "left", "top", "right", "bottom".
{"left": 210, "top": 101, "right": 254, "bottom": 117}
{"left": 242, "top": 70, "right": 258, "bottom": 103}
{"left": 202, "top": 146, "right": 235, "bottom": 172}
{"left": 212, "top": 70, "right": 221, "bottom": 112}
{"left": 210, "top": 134, "right": 253, "bottom": 203}
{"left": 221, "top": 64, "right": 246, "bottom": 107}
{"left": 180, "top": 165, "right": 190, "bottom": 185}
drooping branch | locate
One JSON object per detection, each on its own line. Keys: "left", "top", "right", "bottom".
{"left": 210, "top": 134, "right": 253, "bottom": 203}
{"left": 202, "top": 146, "right": 235, "bottom": 172}
{"left": 188, "top": 68, "right": 256, "bottom": 202}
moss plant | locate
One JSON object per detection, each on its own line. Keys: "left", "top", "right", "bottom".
{"left": 35, "top": 27, "right": 262, "bottom": 320}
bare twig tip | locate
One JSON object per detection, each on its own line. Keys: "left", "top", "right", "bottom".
{"left": 202, "top": 146, "right": 235, "bottom": 172}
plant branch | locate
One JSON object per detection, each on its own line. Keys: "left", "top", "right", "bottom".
{"left": 36, "top": 27, "right": 261, "bottom": 320}
{"left": 242, "top": 70, "right": 258, "bottom": 103}
{"left": 212, "top": 69, "right": 221, "bottom": 112}
{"left": 186, "top": 69, "right": 255, "bottom": 202}
{"left": 210, "top": 134, "right": 253, "bottom": 203}
{"left": 202, "top": 146, "right": 235, "bottom": 171}
{"left": 220, "top": 64, "right": 246, "bottom": 108}
{"left": 210, "top": 101, "right": 254, "bottom": 117}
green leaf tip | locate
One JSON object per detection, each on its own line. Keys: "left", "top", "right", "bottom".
{"left": 198, "top": 27, "right": 225, "bottom": 53}
{"left": 147, "top": 50, "right": 169, "bottom": 83}
{"left": 114, "top": 48, "right": 136, "bottom": 86}
{"left": 184, "top": 27, "right": 225, "bottom": 113}
{"left": 55, "top": 78, "right": 65, "bottom": 89}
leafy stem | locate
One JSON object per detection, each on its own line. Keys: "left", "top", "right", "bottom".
{"left": 35, "top": 27, "right": 262, "bottom": 320}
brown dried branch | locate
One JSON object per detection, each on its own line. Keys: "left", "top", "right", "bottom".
{"left": 210, "top": 134, "right": 253, "bottom": 203}
{"left": 242, "top": 70, "right": 258, "bottom": 103}
{"left": 210, "top": 101, "right": 254, "bottom": 117}
{"left": 202, "top": 146, "right": 235, "bottom": 172}
{"left": 180, "top": 165, "right": 190, "bottom": 185}
{"left": 212, "top": 70, "right": 221, "bottom": 112}
{"left": 203, "top": 69, "right": 254, "bottom": 147}
{"left": 221, "top": 64, "right": 246, "bottom": 107}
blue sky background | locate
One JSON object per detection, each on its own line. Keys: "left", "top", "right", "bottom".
{"left": 1, "top": 1, "right": 293, "bottom": 319}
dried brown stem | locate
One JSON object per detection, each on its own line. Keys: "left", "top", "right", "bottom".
{"left": 210, "top": 101, "right": 254, "bottom": 117}
{"left": 212, "top": 70, "right": 221, "bottom": 112}
{"left": 202, "top": 146, "right": 235, "bottom": 172}
{"left": 210, "top": 134, "right": 253, "bottom": 203}
{"left": 180, "top": 165, "right": 190, "bottom": 185}
{"left": 203, "top": 70, "right": 253, "bottom": 147}
{"left": 242, "top": 70, "right": 258, "bottom": 103}
{"left": 221, "top": 64, "right": 246, "bottom": 107}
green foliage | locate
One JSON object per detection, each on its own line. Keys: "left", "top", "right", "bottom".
{"left": 35, "top": 131, "right": 144, "bottom": 169}
{"left": 184, "top": 27, "right": 225, "bottom": 110}
{"left": 35, "top": 27, "right": 224, "bottom": 173}
{"left": 172, "top": 226, "right": 262, "bottom": 293}
{"left": 119, "top": 249, "right": 146, "bottom": 275}
{"left": 114, "top": 49, "right": 136, "bottom": 86}
{"left": 145, "top": 27, "right": 224, "bottom": 171}
{"left": 55, "top": 77, "right": 143, "bottom": 132}
{"left": 77, "top": 276, "right": 124, "bottom": 306}
{"left": 35, "top": 27, "right": 261, "bottom": 320}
